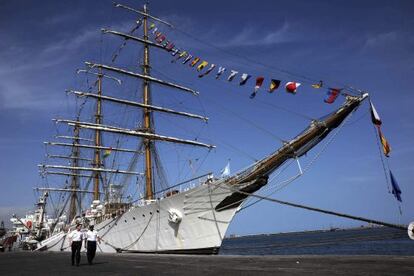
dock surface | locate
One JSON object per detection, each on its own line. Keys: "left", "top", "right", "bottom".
{"left": 1, "top": 251, "right": 413, "bottom": 275}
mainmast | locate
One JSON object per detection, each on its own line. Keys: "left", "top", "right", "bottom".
{"left": 93, "top": 70, "right": 103, "bottom": 201}
{"left": 142, "top": 4, "right": 154, "bottom": 200}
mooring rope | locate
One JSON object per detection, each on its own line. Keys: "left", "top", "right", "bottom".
{"left": 218, "top": 183, "right": 407, "bottom": 231}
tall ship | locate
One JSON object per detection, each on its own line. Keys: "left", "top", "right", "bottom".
{"left": 17, "top": 2, "right": 408, "bottom": 253}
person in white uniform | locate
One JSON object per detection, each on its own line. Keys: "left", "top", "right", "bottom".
{"left": 68, "top": 224, "right": 83, "bottom": 266}
{"left": 84, "top": 225, "right": 101, "bottom": 265}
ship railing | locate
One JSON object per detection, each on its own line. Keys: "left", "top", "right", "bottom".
{"left": 153, "top": 172, "right": 214, "bottom": 202}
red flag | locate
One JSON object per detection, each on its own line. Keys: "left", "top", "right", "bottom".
{"left": 285, "top": 82, "right": 301, "bottom": 94}
{"left": 255, "top": 77, "right": 264, "bottom": 90}
{"left": 324, "top": 88, "right": 341, "bottom": 104}
{"left": 156, "top": 34, "right": 166, "bottom": 44}
{"left": 250, "top": 77, "right": 264, "bottom": 99}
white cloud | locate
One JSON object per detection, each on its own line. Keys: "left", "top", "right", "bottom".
{"left": 338, "top": 175, "right": 376, "bottom": 183}
{"left": 0, "top": 23, "right": 119, "bottom": 111}
{"left": 216, "top": 22, "right": 292, "bottom": 47}
{"left": 0, "top": 28, "right": 99, "bottom": 77}
{"left": 361, "top": 30, "right": 414, "bottom": 53}
{"left": 43, "top": 11, "right": 81, "bottom": 26}
{"left": 363, "top": 31, "right": 398, "bottom": 49}
{"left": 44, "top": 28, "right": 99, "bottom": 55}
{"left": 0, "top": 18, "right": 134, "bottom": 77}
{"left": 0, "top": 17, "right": 140, "bottom": 112}
{"left": 0, "top": 80, "right": 62, "bottom": 111}
{"left": 157, "top": 13, "right": 293, "bottom": 49}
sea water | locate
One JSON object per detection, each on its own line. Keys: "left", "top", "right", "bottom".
{"left": 220, "top": 227, "right": 414, "bottom": 255}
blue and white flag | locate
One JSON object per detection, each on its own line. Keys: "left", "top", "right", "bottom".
{"left": 221, "top": 160, "right": 231, "bottom": 177}
{"left": 239, "top": 73, "right": 251, "bottom": 86}
{"left": 216, "top": 66, "right": 226, "bottom": 79}
{"left": 227, "top": 70, "right": 238, "bottom": 82}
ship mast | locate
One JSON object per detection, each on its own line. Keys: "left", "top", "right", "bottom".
{"left": 142, "top": 4, "right": 154, "bottom": 200}
{"left": 93, "top": 69, "right": 103, "bottom": 201}
{"left": 68, "top": 123, "right": 80, "bottom": 222}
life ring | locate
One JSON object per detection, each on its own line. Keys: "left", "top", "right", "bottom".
{"left": 26, "top": 221, "right": 32, "bottom": 229}
{"left": 408, "top": 222, "right": 414, "bottom": 240}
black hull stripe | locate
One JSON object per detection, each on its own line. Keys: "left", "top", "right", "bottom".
{"left": 119, "top": 246, "right": 220, "bottom": 255}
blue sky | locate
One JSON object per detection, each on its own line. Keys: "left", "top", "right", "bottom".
{"left": 0, "top": 0, "right": 413, "bottom": 235}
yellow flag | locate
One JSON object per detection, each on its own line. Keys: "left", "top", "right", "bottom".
{"left": 379, "top": 130, "right": 391, "bottom": 157}
{"left": 197, "top": 61, "right": 208, "bottom": 72}
{"left": 376, "top": 126, "right": 391, "bottom": 157}
{"left": 179, "top": 51, "right": 187, "bottom": 58}
{"left": 311, "top": 80, "right": 323, "bottom": 89}
{"left": 103, "top": 149, "right": 112, "bottom": 158}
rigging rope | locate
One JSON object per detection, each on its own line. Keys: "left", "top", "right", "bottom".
{"left": 217, "top": 139, "right": 258, "bottom": 162}
{"left": 152, "top": 60, "right": 307, "bottom": 169}
{"left": 205, "top": 95, "right": 286, "bottom": 143}
{"left": 371, "top": 123, "right": 391, "bottom": 193}
{"left": 255, "top": 98, "right": 316, "bottom": 122}
{"left": 123, "top": 102, "right": 355, "bottom": 211}
{"left": 152, "top": 144, "right": 170, "bottom": 191}
{"left": 238, "top": 107, "right": 356, "bottom": 211}
{"left": 169, "top": 23, "right": 363, "bottom": 95}
{"left": 171, "top": 26, "right": 317, "bottom": 85}
{"left": 111, "top": 19, "right": 143, "bottom": 63}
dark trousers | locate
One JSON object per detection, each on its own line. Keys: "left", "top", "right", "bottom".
{"left": 87, "top": 240, "right": 97, "bottom": 264}
{"left": 71, "top": 241, "right": 82, "bottom": 265}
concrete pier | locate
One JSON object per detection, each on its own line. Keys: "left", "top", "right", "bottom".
{"left": 0, "top": 252, "right": 413, "bottom": 275}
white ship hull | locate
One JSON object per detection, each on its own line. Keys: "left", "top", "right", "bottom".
{"left": 38, "top": 179, "right": 243, "bottom": 254}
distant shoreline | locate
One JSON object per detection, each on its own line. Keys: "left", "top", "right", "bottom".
{"left": 225, "top": 224, "right": 387, "bottom": 239}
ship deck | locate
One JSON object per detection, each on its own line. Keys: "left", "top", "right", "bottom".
{"left": 1, "top": 251, "right": 413, "bottom": 275}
